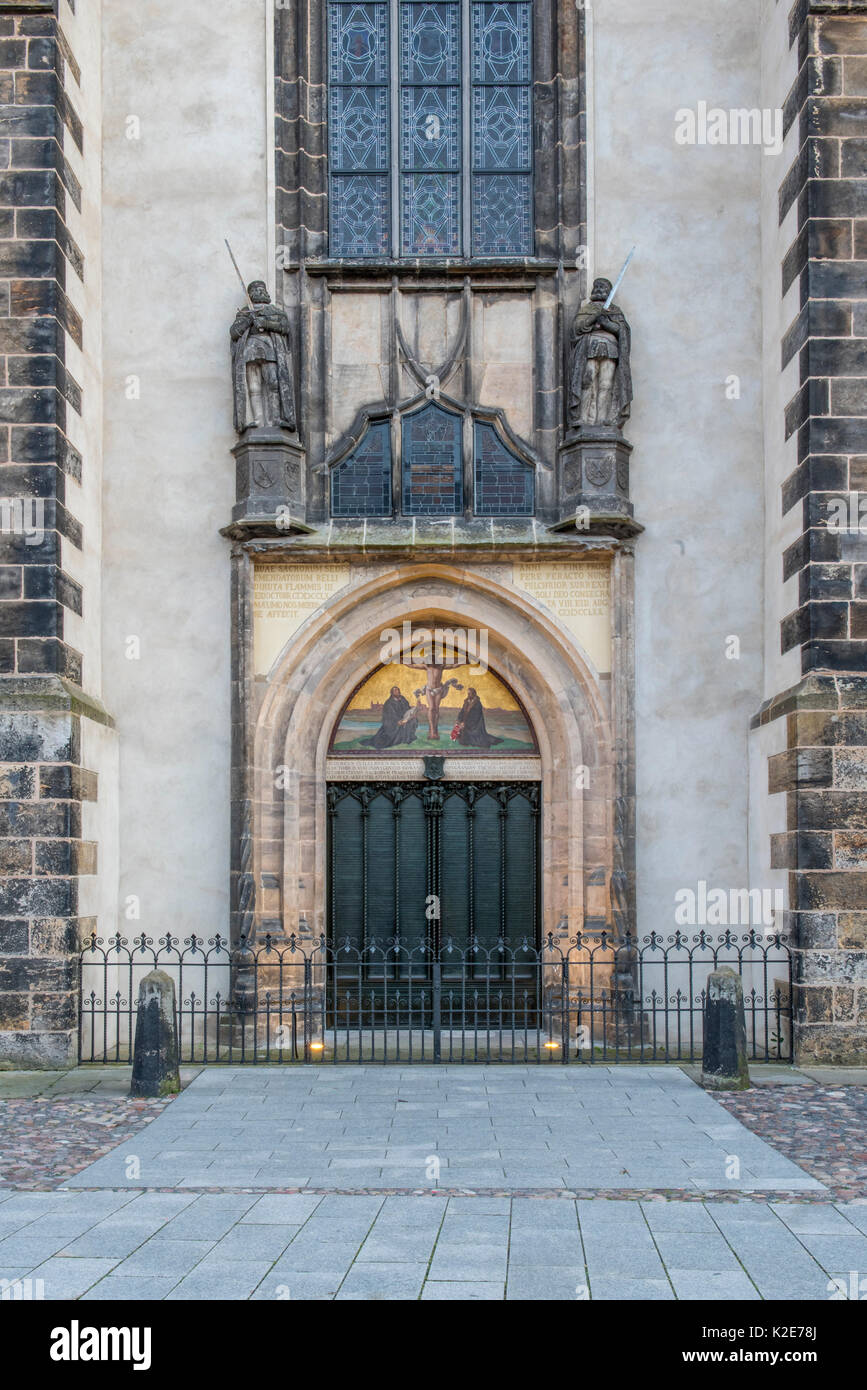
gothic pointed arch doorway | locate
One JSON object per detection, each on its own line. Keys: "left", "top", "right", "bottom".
{"left": 324, "top": 643, "right": 543, "bottom": 1024}
{"left": 241, "top": 561, "right": 629, "bottom": 1052}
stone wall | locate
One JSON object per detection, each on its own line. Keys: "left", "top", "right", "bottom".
{"left": 0, "top": 0, "right": 82, "bottom": 684}
{"left": 0, "top": 0, "right": 104, "bottom": 1068}
{"left": 593, "top": 0, "right": 767, "bottom": 958}
{"left": 763, "top": 0, "right": 867, "bottom": 1062}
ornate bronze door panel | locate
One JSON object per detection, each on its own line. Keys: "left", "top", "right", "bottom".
{"left": 326, "top": 781, "right": 540, "bottom": 1024}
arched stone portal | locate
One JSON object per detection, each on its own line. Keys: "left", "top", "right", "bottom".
{"left": 238, "top": 562, "right": 623, "bottom": 953}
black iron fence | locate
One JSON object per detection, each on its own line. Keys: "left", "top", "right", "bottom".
{"left": 79, "top": 929, "right": 792, "bottom": 1065}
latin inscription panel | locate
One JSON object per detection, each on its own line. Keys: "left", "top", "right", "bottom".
{"left": 253, "top": 564, "right": 351, "bottom": 676}
{"left": 512, "top": 561, "right": 611, "bottom": 673}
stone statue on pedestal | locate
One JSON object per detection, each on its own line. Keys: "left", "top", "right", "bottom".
{"left": 230, "top": 280, "right": 296, "bottom": 433}
{"left": 568, "top": 277, "right": 633, "bottom": 431}
{"left": 225, "top": 278, "right": 307, "bottom": 532}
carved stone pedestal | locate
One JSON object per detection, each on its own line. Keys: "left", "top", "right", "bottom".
{"left": 559, "top": 428, "right": 633, "bottom": 521}
{"left": 231, "top": 427, "right": 306, "bottom": 527}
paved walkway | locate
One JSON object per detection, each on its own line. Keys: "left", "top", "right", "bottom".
{"left": 62, "top": 1066, "right": 822, "bottom": 1193}
{"left": 3, "top": 1188, "right": 865, "bottom": 1301}
{"left": 2, "top": 1066, "right": 866, "bottom": 1301}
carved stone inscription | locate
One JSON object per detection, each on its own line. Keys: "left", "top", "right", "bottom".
{"left": 513, "top": 561, "right": 611, "bottom": 673}
{"left": 253, "top": 563, "right": 350, "bottom": 675}
{"left": 326, "top": 757, "right": 542, "bottom": 782}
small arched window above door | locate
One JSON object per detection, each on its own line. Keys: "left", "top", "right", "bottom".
{"left": 401, "top": 402, "right": 463, "bottom": 515}
{"left": 328, "top": 404, "right": 536, "bottom": 519}
{"left": 328, "top": 1, "right": 534, "bottom": 259}
{"left": 330, "top": 420, "right": 393, "bottom": 517}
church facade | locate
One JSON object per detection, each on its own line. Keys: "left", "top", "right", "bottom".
{"left": 0, "top": 0, "right": 865, "bottom": 1067}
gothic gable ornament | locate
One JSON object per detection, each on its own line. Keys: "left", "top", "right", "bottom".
{"left": 325, "top": 280, "right": 541, "bottom": 520}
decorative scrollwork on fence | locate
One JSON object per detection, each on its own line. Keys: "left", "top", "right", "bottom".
{"left": 78, "top": 930, "right": 793, "bottom": 1068}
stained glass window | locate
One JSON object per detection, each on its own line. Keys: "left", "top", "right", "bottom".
{"left": 329, "top": 4, "right": 391, "bottom": 257}
{"left": 473, "top": 421, "right": 534, "bottom": 515}
{"left": 331, "top": 422, "right": 393, "bottom": 517}
{"left": 328, "top": 0, "right": 533, "bottom": 258}
{"left": 400, "top": 3, "right": 461, "bottom": 254}
{"left": 401, "top": 404, "right": 463, "bottom": 514}
{"left": 470, "top": 3, "right": 532, "bottom": 254}
{"left": 331, "top": 411, "right": 539, "bottom": 518}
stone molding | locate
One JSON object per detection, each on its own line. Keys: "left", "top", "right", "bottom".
{"left": 230, "top": 559, "right": 630, "bottom": 955}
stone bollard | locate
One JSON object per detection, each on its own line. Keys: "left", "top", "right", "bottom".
{"left": 701, "top": 966, "right": 751, "bottom": 1091}
{"left": 130, "top": 969, "right": 181, "bottom": 1098}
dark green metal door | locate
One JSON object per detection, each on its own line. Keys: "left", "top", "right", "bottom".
{"left": 326, "top": 781, "right": 541, "bottom": 1024}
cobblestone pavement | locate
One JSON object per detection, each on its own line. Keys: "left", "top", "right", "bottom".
{"left": 0, "top": 1067, "right": 190, "bottom": 1192}
{"left": 1, "top": 1066, "right": 865, "bottom": 1299}
{"left": 717, "top": 1083, "right": 867, "bottom": 1202}
{"left": 0, "top": 1097, "right": 171, "bottom": 1191}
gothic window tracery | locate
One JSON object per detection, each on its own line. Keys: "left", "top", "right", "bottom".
{"left": 330, "top": 408, "right": 535, "bottom": 519}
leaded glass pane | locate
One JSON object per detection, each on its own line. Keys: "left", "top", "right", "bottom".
{"left": 400, "top": 2, "right": 461, "bottom": 83}
{"left": 331, "top": 422, "right": 393, "bottom": 517}
{"left": 401, "top": 173, "right": 460, "bottom": 255}
{"left": 401, "top": 404, "right": 462, "bottom": 514}
{"left": 399, "top": 2, "right": 461, "bottom": 255}
{"left": 472, "top": 173, "right": 531, "bottom": 255}
{"left": 329, "top": 3, "right": 390, "bottom": 84}
{"left": 473, "top": 421, "right": 534, "bottom": 515}
{"left": 471, "top": 3, "right": 531, "bottom": 84}
{"left": 472, "top": 85, "right": 530, "bottom": 170}
{"left": 328, "top": 0, "right": 535, "bottom": 261}
{"left": 331, "top": 175, "right": 390, "bottom": 256}
{"left": 330, "top": 86, "right": 390, "bottom": 171}
{"left": 329, "top": 2, "right": 390, "bottom": 255}
{"left": 401, "top": 85, "right": 460, "bottom": 170}
{"left": 470, "top": 1, "right": 532, "bottom": 254}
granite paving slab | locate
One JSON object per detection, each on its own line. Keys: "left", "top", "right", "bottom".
{"left": 3, "top": 1065, "right": 866, "bottom": 1300}
{"left": 59, "top": 1066, "right": 825, "bottom": 1194}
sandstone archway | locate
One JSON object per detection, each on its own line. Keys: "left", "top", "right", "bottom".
{"left": 247, "top": 564, "right": 616, "bottom": 947}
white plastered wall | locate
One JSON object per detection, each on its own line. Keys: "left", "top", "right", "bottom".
{"left": 99, "top": 0, "right": 272, "bottom": 940}
{"left": 590, "top": 0, "right": 769, "bottom": 933}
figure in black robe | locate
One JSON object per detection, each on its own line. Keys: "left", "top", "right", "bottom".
{"left": 452, "top": 689, "right": 501, "bottom": 748}
{"left": 362, "top": 687, "right": 418, "bottom": 749}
